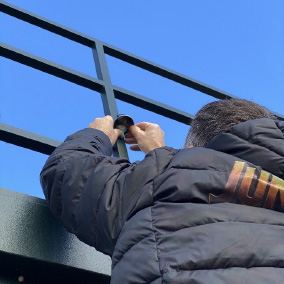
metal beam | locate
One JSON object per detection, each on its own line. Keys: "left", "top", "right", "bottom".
{"left": 0, "top": 0, "right": 94, "bottom": 47}
{"left": 103, "top": 44, "right": 238, "bottom": 100}
{"left": 113, "top": 86, "right": 194, "bottom": 124}
{"left": 0, "top": 187, "right": 111, "bottom": 283}
{"left": 1, "top": 42, "right": 283, "bottom": 125}
{"left": 2, "top": 0, "right": 284, "bottom": 122}
{"left": 0, "top": 251, "right": 110, "bottom": 284}
{"left": 0, "top": 43, "right": 194, "bottom": 125}
{"left": 0, "top": 42, "right": 104, "bottom": 93}
{"left": 0, "top": 123, "right": 60, "bottom": 155}
{"left": 92, "top": 43, "right": 129, "bottom": 159}
{"left": 0, "top": 0, "right": 237, "bottom": 101}
{"left": 92, "top": 43, "right": 119, "bottom": 117}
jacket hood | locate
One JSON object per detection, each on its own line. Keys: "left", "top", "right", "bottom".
{"left": 206, "top": 118, "right": 284, "bottom": 179}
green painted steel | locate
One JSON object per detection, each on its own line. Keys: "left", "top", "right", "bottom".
{"left": 0, "top": 122, "right": 61, "bottom": 155}
{"left": 92, "top": 43, "right": 129, "bottom": 159}
{"left": 0, "top": 187, "right": 111, "bottom": 283}
{"left": 0, "top": 0, "right": 238, "bottom": 101}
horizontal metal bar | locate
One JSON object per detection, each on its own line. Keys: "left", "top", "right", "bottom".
{"left": 104, "top": 44, "right": 237, "bottom": 100}
{"left": 103, "top": 45, "right": 259, "bottom": 107}
{"left": 113, "top": 86, "right": 194, "bottom": 125}
{"left": 0, "top": 0, "right": 94, "bottom": 47}
{"left": 3, "top": 0, "right": 283, "bottom": 122}
{"left": 0, "top": 123, "right": 61, "bottom": 155}
{"left": 0, "top": 43, "right": 195, "bottom": 125}
{"left": 0, "top": 42, "right": 104, "bottom": 93}
{"left": 2, "top": 42, "right": 283, "bottom": 125}
{"left": 0, "top": 0, "right": 237, "bottom": 101}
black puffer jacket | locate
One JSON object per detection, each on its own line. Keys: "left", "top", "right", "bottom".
{"left": 40, "top": 118, "right": 284, "bottom": 284}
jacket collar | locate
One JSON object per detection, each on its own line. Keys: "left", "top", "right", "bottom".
{"left": 206, "top": 118, "right": 284, "bottom": 179}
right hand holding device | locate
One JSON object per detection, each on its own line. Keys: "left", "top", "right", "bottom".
{"left": 125, "top": 122, "right": 165, "bottom": 154}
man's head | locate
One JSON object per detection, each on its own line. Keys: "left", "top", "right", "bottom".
{"left": 184, "top": 99, "right": 276, "bottom": 148}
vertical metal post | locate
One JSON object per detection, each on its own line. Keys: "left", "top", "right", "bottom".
{"left": 92, "top": 41, "right": 129, "bottom": 159}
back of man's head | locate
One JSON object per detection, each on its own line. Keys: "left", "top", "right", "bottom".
{"left": 184, "top": 99, "right": 276, "bottom": 148}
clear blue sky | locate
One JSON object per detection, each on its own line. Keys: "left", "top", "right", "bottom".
{"left": 1, "top": 0, "right": 284, "bottom": 198}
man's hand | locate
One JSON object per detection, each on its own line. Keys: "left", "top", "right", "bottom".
{"left": 125, "top": 122, "right": 165, "bottom": 154}
{"left": 89, "top": 116, "right": 123, "bottom": 145}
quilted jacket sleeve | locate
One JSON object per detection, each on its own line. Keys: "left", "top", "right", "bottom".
{"left": 40, "top": 128, "right": 162, "bottom": 256}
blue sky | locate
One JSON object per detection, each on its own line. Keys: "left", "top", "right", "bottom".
{"left": 1, "top": 0, "right": 284, "bottom": 198}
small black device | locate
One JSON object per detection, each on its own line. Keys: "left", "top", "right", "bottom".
{"left": 114, "top": 114, "right": 134, "bottom": 135}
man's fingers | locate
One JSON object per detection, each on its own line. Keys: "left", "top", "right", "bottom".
{"left": 125, "top": 137, "right": 137, "bottom": 144}
{"left": 130, "top": 145, "right": 141, "bottom": 151}
{"left": 89, "top": 116, "right": 123, "bottom": 145}
{"left": 125, "top": 133, "right": 135, "bottom": 138}
{"left": 89, "top": 115, "right": 114, "bottom": 129}
{"left": 114, "top": 128, "right": 123, "bottom": 138}
{"left": 129, "top": 125, "right": 144, "bottom": 137}
{"left": 134, "top": 122, "right": 148, "bottom": 131}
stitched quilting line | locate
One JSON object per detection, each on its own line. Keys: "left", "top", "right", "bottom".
{"left": 148, "top": 275, "right": 161, "bottom": 284}
{"left": 150, "top": 205, "right": 164, "bottom": 284}
{"left": 170, "top": 166, "right": 233, "bottom": 173}
{"left": 111, "top": 224, "right": 153, "bottom": 269}
{"left": 151, "top": 149, "right": 166, "bottom": 284}
{"left": 156, "top": 219, "right": 284, "bottom": 239}
{"left": 163, "top": 264, "right": 284, "bottom": 273}
{"left": 93, "top": 157, "right": 124, "bottom": 247}
{"left": 232, "top": 124, "right": 284, "bottom": 157}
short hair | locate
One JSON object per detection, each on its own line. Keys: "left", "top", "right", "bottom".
{"left": 184, "top": 99, "right": 276, "bottom": 148}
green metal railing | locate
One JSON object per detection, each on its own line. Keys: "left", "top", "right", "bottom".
{"left": 1, "top": 1, "right": 283, "bottom": 158}
{"left": 1, "top": 1, "right": 284, "bottom": 283}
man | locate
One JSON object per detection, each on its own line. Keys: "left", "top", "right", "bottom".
{"left": 40, "top": 99, "right": 284, "bottom": 283}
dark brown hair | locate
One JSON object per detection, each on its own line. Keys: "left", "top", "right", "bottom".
{"left": 184, "top": 99, "right": 276, "bottom": 148}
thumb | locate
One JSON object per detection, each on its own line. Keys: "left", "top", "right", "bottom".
{"left": 114, "top": 128, "right": 123, "bottom": 138}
